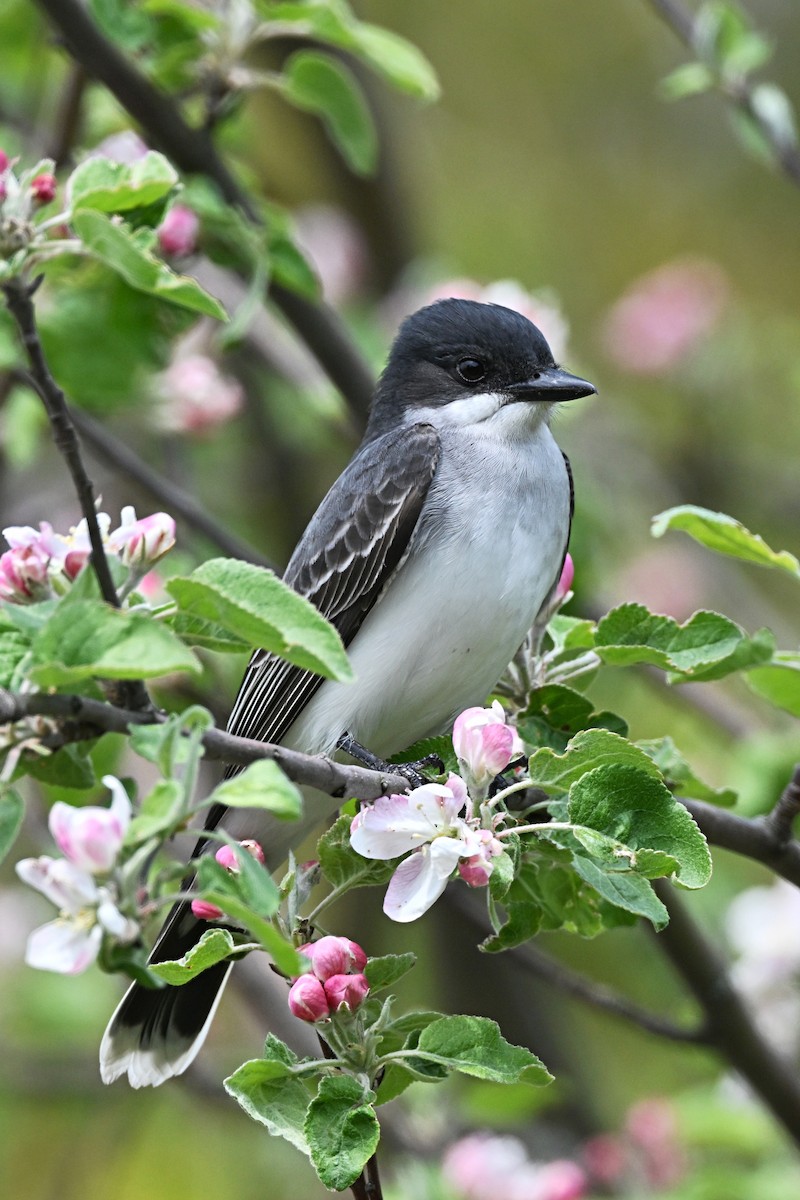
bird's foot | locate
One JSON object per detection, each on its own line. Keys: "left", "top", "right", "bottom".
{"left": 337, "top": 732, "right": 443, "bottom": 789}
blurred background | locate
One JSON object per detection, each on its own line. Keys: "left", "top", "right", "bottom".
{"left": 2, "top": 1, "right": 800, "bottom": 1196}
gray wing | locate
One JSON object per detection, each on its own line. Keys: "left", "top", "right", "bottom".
{"left": 223, "top": 422, "right": 441, "bottom": 756}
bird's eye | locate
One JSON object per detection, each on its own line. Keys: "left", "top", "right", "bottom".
{"left": 456, "top": 358, "right": 486, "bottom": 384}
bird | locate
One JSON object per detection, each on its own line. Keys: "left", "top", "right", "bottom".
{"left": 100, "top": 297, "right": 596, "bottom": 1087}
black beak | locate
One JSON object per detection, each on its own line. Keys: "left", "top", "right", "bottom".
{"left": 508, "top": 367, "right": 597, "bottom": 402}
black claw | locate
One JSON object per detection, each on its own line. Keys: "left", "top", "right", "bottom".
{"left": 338, "top": 732, "right": 442, "bottom": 789}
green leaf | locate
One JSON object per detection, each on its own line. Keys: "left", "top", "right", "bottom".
{"left": 208, "top": 759, "right": 302, "bottom": 820}
{"left": 280, "top": 51, "right": 377, "bottom": 175}
{"left": 149, "top": 928, "right": 246, "bottom": 985}
{"left": 570, "top": 854, "right": 669, "bottom": 929}
{"left": 125, "top": 779, "right": 184, "bottom": 844}
{"left": 518, "top": 685, "right": 628, "bottom": 753}
{"left": 350, "top": 24, "right": 440, "bottom": 100}
{"left": 528, "top": 729, "right": 662, "bottom": 794}
{"left": 224, "top": 1058, "right": 312, "bottom": 1154}
{"left": 305, "top": 1076, "right": 379, "bottom": 1191}
{"left": 658, "top": 62, "right": 715, "bottom": 100}
{"left": 595, "top": 603, "right": 771, "bottom": 678}
{"left": 67, "top": 151, "right": 178, "bottom": 214}
{"left": 166, "top": 611, "right": 250, "bottom": 653}
{"left": 196, "top": 851, "right": 280, "bottom": 924}
{"left": 128, "top": 707, "right": 212, "bottom": 776}
{"left": 0, "top": 612, "right": 31, "bottom": 688}
{"left": 318, "top": 814, "right": 395, "bottom": 891}
{"left": 652, "top": 506, "right": 800, "bottom": 579}
{"left": 71, "top": 210, "right": 226, "bottom": 319}
{"left": 568, "top": 763, "right": 712, "bottom": 889}
{"left": 166, "top": 558, "right": 353, "bottom": 681}
{"left": 546, "top": 613, "right": 597, "bottom": 652}
{"left": 746, "top": 655, "right": 800, "bottom": 717}
{"left": 0, "top": 789, "right": 24, "bottom": 863}
{"left": 637, "top": 736, "right": 737, "bottom": 806}
{"left": 30, "top": 599, "right": 201, "bottom": 687}
{"left": 24, "top": 744, "right": 97, "bottom": 790}
{"left": 414, "top": 1016, "right": 552, "bottom": 1086}
{"left": 365, "top": 952, "right": 416, "bottom": 991}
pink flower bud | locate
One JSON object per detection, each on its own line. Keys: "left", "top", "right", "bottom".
{"left": 0, "top": 150, "right": 8, "bottom": 172}
{"left": 0, "top": 543, "right": 50, "bottom": 603}
{"left": 452, "top": 701, "right": 523, "bottom": 789}
{"left": 458, "top": 855, "right": 493, "bottom": 888}
{"left": 298, "top": 935, "right": 367, "bottom": 981}
{"left": 191, "top": 899, "right": 224, "bottom": 921}
{"left": 555, "top": 552, "right": 574, "bottom": 602}
{"left": 582, "top": 1134, "right": 627, "bottom": 1185}
{"left": 0, "top": 180, "right": 6, "bottom": 204}
{"left": 49, "top": 775, "right": 131, "bottom": 874}
{"left": 63, "top": 548, "right": 90, "bottom": 580}
{"left": 215, "top": 840, "right": 266, "bottom": 871}
{"left": 288, "top": 973, "right": 331, "bottom": 1022}
{"left": 157, "top": 204, "right": 199, "bottom": 258}
{"left": 323, "top": 971, "right": 369, "bottom": 1014}
{"left": 108, "top": 508, "right": 176, "bottom": 568}
{"left": 155, "top": 354, "right": 243, "bottom": 435}
{"left": 31, "top": 173, "right": 57, "bottom": 204}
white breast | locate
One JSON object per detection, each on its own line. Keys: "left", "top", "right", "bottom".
{"left": 285, "top": 404, "right": 570, "bottom": 760}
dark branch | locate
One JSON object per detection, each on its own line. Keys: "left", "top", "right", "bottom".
{"left": 2, "top": 278, "right": 119, "bottom": 607}
{"left": 763, "top": 763, "right": 800, "bottom": 845}
{"left": 0, "top": 688, "right": 409, "bottom": 803}
{"left": 651, "top": 882, "right": 800, "bottom": 1148}
{"left": 681, "top": 796, "right": 800, "bottom": 889}
{"left": 647, "top": 0, "right": 800, "bottom": 188}
{"left": 68, "top": 405, "right": 277, "bottom": 570}
{"left": 49, "top": 62, "right": 87, "bottom": 167}
{"left": 509, "top": 940, "right": 707, "bottom": 1044}
{"left": 33, "top": 0, "right": 376, "bottom": 416}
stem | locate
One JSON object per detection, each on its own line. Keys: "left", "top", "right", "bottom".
{"left": 496, "top": 821, "right": 574, "bottom": 839}
{"left": 2, "top": 277, "right": 119, "bottom": 607}
{"left": 763, "top": 763, "right": 800, "bottom": 845}
{"left": 304, "top": 880, "right": 355, "bottom": 926}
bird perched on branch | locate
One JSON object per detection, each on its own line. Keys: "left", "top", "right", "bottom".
{"left": 100, "top": 297, "right": 596, "bottom": 1087}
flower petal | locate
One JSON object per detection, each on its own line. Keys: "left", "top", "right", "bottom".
{"left": 383, "top": 838, "right": 464, "bottom": 923}
{"left": 16, "top": 856, "right": 98, "bottom": 912}
{"left": 25, "top": 918, "right": 102, "bottom": 974}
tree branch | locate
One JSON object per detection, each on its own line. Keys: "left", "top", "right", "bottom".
{"left": 681, "top": 795, "right": 800, "bottom": 889}
{"left": 647, "top": 0, "right": 800, "bottom": 189}
{"left": 763, "top": 763, "right": 800, "bottom": 845}
{"left": 0, "top": 688, "right": 409, "bottom": 802}
{"left": 68, "top": 405, "right": 276, "bottom": 570}
{"left": 32, "top": 0, "right": 376, "bottom": 416}
{"left": 651, "top": 881, "right": 800, "bottom": 1148}
{"left": 1, "top": 277, "right": 119, "bottom": 608}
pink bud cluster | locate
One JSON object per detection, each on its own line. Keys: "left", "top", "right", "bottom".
{"left": 190, "top": 840, "right": 266, "bottom": 922}
{"left": 452, "top": 700, "right": 523, "bottom": 794}
{"left": 287, "top": 935, "right": 370, "bottom": 1023}
{"left": 157, "top": 204, "right": 199, "bottom": 258}
{"left": 0, "top": 507, "right": 176, "bottom": 604}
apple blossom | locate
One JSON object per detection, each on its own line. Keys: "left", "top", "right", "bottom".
{"left": 350, "top": 777, "right": 500, "bottom": 921}
{"left": 0, "top": 149, "right": 8, "bottom": 173}
{"left": 288, "top": 973, "right": 331, "bottom": 1022}
{"left": 191, "top": 898, "right": 224, "bottom": 921}
{"left": 30, "top": 172, "right": 57, "bottom": 204}
{"left": 452, "top": 701, "right": 523, "bottom": 794}
{"left": 323, "top": 971, "right": 370, "bottom": 1014}
{"left": 154, "top": 353, "right": 243, "bottom": 435}
{"left": 49, "top": 775, "right": 131, "bottom": 874}
{"left": 157, "top": 204, "right": 199, "bottom": 257}
{"left": 299, "top": 934, "right": 367, "bottom": 981}
{"left": 215, "top": 840, "right": 266, "bottom": 871}
{"left": 108, "top": 506, "right": 176, "bottom": 568}
{"left": 15, "top": 855, "right": 138, "bottom": 975}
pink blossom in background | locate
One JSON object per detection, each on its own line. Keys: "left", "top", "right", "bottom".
{"left": 581, "top": 1134, "right": 627, "bottom": 1186}
{"left": 443, "top": 1133, "right": 587, "bottom": 1200}
{"left": 157, "top": 204, "right": 200, "bottom": 258}
{"left": 49, "top": 775, "right": 131, "bottom": 874}
{"left": 625, "top": 1098, "right": 686, "bottom": 1189}
{"left": 601, "top": 257, "right": 729, "bottom": 374}
{"left": 292, "top": 204, "right": 369, "bottom": 304}
{"left": 421, "top": 278, "right": 570, "bottom": 362}
{"left": 91, "top": 131, "right": 149, "bottom": 163}
{"left": 154, "top": 353, "right": 243, "bottom": 435}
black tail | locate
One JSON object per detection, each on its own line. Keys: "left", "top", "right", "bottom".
{"left": 100, "top": 901, "right": 232, "bottom": 1087}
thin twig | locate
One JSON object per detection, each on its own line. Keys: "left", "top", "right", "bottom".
{"left": 68, "top": 405, "right": 277, "bottom": 569}
{"left": 651, "top": 882, "right": 800, "bottom": 1148}
{"left": 1, "top": 277, "right": 119, "bottom": 607}
{"left": 32, "top": 0, "right": 376, "bottom": 417}
{"left": 647, "top": 0, "right": 800, "bottom": 188}
{"left": 49, "top": 61, "right": 87, "bottom": 166}
{"left": 0, "top": 688, "right": 409, "bottom": 802}
{"left": 762, "top": 763, "right": 800, "bottom": 845}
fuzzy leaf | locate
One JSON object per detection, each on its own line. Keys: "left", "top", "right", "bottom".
{"left": 365, "top": 952, "right": 416, "bottom": 991}
{"left": 0, "top": 789, "right": 24, "bottom": 863}
{"left": 208, "top": 760, "right": 302, "bottom": 820}
{"left": 652, "top": 505, "right": 800, "bottom": 579}
{"left": 280, "top": 51, "right": 377, "bottom": 174}
{"left": 596, "top": 603, "right": 772, "bottom": 678}
{"left": 67, "top": 151, "right": 178, "bottom": 213}
{"left": 746, "top": 656, "right": 800, "bottom": 717}
{"left": 225, "top": 1058, "right": 312, "bottom": 1154}
{"left": 528, "top": 729, "right": 662, "bottom": 794}
{"left": 415, "top": 1016, "right": 552, "bottom": 1085}
{"left": 149, "top": 928, "right": 245, "bottom": 985}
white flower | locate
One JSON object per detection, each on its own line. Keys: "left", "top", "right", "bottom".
{"left": 15, "top": 855, "right": 137, "bottom": 975}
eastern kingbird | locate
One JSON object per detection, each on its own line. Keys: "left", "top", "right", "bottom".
{"left": 100, "top": 297, "right": 596, "bottom": 1087}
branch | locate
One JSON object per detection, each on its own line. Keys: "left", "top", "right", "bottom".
{"left": 651, "top": 882, "right": 800, "bottom": 1148}
{"left": 0, "top": 689, "right": 409, "bottom": 802}
{"left": 647, "top": 0, "right": 800, "bottom": 189}
{"left": 763, "top": 763, "right": 800, "bottom": 845}
{"left": 33, "top": 0, "right": 376, "bottom": 417}
{"left": 68, "top": 405, "right": 277, "bottom": 570}
{"left": 1, "top": 277, "right": 119, "bottom": 608}
{"left": 681, "top": 795, "right": 800, "bottom": 889}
